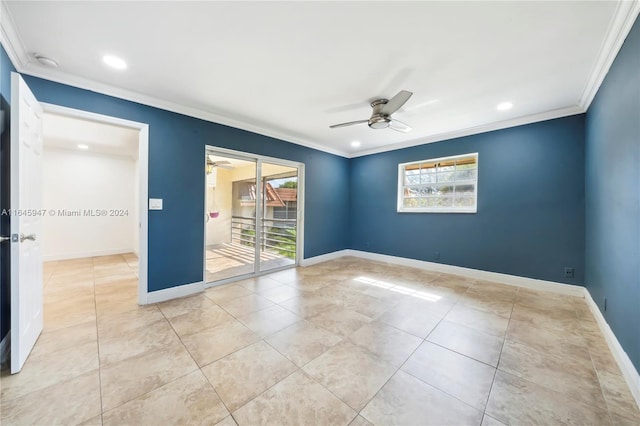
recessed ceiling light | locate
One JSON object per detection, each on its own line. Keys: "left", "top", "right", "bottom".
{"left": 103, "top": 55, "right": 127, "bottom": 70}
{"left": 351, "top": 141, "right": 361, "bottom": 148}
{"left": 34, "top": 54, "right": 58, "bottom": 68}
{"left": 77, "top": 144, "right": 89, "bottom": 150}
{"left": 496, "top": 101, "right": 513, "bottom": 111}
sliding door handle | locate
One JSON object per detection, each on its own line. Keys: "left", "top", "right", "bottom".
{"left": 0, "top": 236, "right": 10, "bottom": 243}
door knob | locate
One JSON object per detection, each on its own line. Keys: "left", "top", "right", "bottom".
{"left": 19, "top": 233, "right": 36, "bottom": 243}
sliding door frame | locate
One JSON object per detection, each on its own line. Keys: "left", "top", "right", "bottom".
{"left": 203, "top": 145, "right": 305, "bottom": 288}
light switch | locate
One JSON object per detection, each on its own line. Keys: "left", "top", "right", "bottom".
{"left": 149, "top": 198, "right": 163, "bottom": 210}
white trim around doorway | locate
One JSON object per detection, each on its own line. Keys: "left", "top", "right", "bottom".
{"left": 40, "top": 103, "right": 150, "bottom": 305}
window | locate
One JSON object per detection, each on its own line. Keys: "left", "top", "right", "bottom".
{"left": 397, "top": 153, "right": 478, "bottom": 213}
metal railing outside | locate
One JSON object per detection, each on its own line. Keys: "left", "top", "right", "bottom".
{"left": 231, "top": 216, "right": 296, "bottom": 257}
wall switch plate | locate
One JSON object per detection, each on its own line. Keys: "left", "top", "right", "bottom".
{"left": 149, "top": 198, "right": 163, "bottom": 210}
{"left": 564, "top": 267, "right": 574, "bottom": 278}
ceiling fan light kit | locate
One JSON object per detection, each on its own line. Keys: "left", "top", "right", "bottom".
{"left": 330, "top": 90, "right": 414, "bottom": 133}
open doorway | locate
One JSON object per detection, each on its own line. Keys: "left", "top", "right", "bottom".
{"left": 39, "top": 104, "right": 149, "bottom": 315}
{"left": 204, "top": 147, "right": 303, "bottom": 285}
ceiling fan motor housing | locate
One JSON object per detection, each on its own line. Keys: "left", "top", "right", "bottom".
{"left": 369, "top": 99, "right": 391, "bottom": 129}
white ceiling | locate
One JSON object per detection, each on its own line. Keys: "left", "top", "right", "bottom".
{"left": 43, "top": 113, "right": 139, "bottom": 159}
{"left": 2, "top": 1, "right": 638, "bottom": 157}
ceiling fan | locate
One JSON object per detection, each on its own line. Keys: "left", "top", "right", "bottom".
{"left": 207, "top": 158, "right": 234, "bottom": 170}
{"left": 329, "top": 90, "right": 413, "bottom": 133}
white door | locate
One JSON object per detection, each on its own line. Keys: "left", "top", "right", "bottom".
{"left": 10, "top": 72, "right": 44, "bottom": 374}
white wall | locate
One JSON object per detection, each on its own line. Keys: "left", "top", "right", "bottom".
{"left": 42, "top": 147, "right": 137, "bottom": 260}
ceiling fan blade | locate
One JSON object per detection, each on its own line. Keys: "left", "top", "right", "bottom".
{"left": 389, "top": 119, "right": 412, "bottom": 133}
{"left": 329, "top": 120, "right": 368, "bottom": 129}
{"left": 381, "top": 90, "right": 413, "bottom": 115}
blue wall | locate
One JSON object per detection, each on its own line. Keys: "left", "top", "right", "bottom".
{"left": 585, "top": 18, "right": 640, "bottom": 371}
{"left": 0, "top": 45, "right": 16, "bottom": 341}
{"left": 0, "top": 45, "right": 350, "bottom": 301}
{"left": 350, "top": 115, "right": 586, "bottom": 285}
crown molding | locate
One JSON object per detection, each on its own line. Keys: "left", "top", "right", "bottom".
{"left": 350, "top": 105, "right": 585, "bottom": 158}
{"left": 0, "top": 0, "right": 28, "bottom": 70}
{"left": 2, "top": 0, "right": 636, "bottom": 160}
{"left": 579, "top": 0, "right": 640, "bottom": 109}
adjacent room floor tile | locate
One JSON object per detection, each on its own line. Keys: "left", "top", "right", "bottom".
{"left": 347, "top": 321, "right": 422, "bottom": 367}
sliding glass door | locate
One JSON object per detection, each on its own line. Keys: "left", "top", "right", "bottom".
{"left": 204, "top": 148, "right": 303, "bottom": 285}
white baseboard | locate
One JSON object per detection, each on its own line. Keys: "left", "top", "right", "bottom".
{"left": 584, "top": 289, "right": 640, "bottom": 408}
{"left": 145, "top": 280, "right": 204, "bottom": 304}
{"left": 300, "top": 250, "right": 351, "bottom": 267}
{"left": 0, "top": 333, "right": 10, "bottom": 367}
{"left": 340, "top": 249, "right": 584, "bottom": 297}
{"left": 44, "top": 248, "right": 135, "bottom": 262}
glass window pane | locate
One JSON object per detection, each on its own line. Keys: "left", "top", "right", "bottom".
{"left": 455, "top": 168, "right": 476, "bottom": 181}
{"left": 405, "top": 169, "right": 420, "bottom": 185}
{"left": 403, "top": 198, "right": 419, "bottom": 208}
{"left": 454, "top": 195, "right": 475, "bottom": 207}
{"left": 456, "top": 184, "right": 475, "bottom": 195}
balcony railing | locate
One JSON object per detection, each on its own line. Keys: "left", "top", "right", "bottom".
{"left": 231, "top": 216, "right": 296, "bottom": 258}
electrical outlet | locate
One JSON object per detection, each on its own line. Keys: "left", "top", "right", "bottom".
{"left": 564, "top": 267, "right": 574, "bottom": 278}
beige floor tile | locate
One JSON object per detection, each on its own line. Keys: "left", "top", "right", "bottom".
{"left": 511, "top": 303, "right": 583, "bottom": 335}
{"left": 347, "top": 321, "right": 422, "bottom": 367}
{"left": 257, "top": 284, "right": 313, "bottom": 303}
{"left": 44, "top": 281, "right": 95, "bottom": 304}
{"left": 516, "top": 288, "right": 582, "bottom": 313}
{"left": 486, "top": 370, "right": 611, "bottom": 425}
{"left": 279, "top": 295, "right": 343, "bottom": 318}
{"left": 217, "top": 293, "right": 275, "bottom": 317}
{"left": 202, "top": 341, "right": 297, "bottom": 411}
{"left": 238, "top": 276, "right": 284, "bottom": 293}
{"left": 236, "top": 305, "right": 302, "bottom": 337}
{"left": 427, "top": 320, "right": 504, "bottom": 366}
{"left": 506, "top": 318, "right": 589, "bottom": 359}
{"left": 181, "top": 320, "right": 260, "bottom": 367}
{"left": 216, "top": 415, "right": 238, "bottom": 426}
{"left": 378, "top": 304, "right": 443, "bottom": 338}
{"left": 349, "top": 415, "right": 373, "bottom": 426}
{"left": 266, "top": 320, "right": 343, "bottom": 367}
{"left": 99, "top": 342, "right": 198, "bottom": 411}
{"left": 445, "top": 303, "right": 510, "bottom": 337}
{"left": 205, "top": 284, "right": 254, "bottom": 304}
{"left": 482, "top": 414, "right": 507, "bottom": 426}
{"left": 361, "top": 370, "right": 483, "bottom": 425}
{"left": 97, "top": 305, "right": 165, "bottom": 339}
{"left": 94, "top": 292, "right": 141, "bottom": 318}
{"left": 459, "top": 295, "right": 514, "bottom": 318}
{"left": 78, "top": 414, "right": 103, "bottom": 426}
{"left": 466, "top": 281, "right": 518, "bottom": 303}
{"left": 308, "top": 306, "right": 371, "bottom": 337}
{"left": 499, "top": 340, "right": 606, "bottom": 410}
{"left": 0, "top": 370, "right": 101, "bottom": 426}
{"left": 402, "top": 341, "right": 496, "bottom": 410}
{"left": 30, "top": 320, "right": 97, "bottom": 359}
{"left": 303, "top": 341, "right": 397, "bottom": 411}
{"left": 157, "top": 294, "right": 217, "bottom": 318}
{"left": 98, "top": 318, "right": 181, "bottom": 365}
{"left": 168, "top": 305, "right": 236, "bottom": 337}
{"left": 598, "top": 370, "right": 640, "bottom": 424}
{"left": 342, "top": 292, "right": 397, "bottom": 319}
{"left": 232, "top": 370, "right": 356, "bottom": 426}
{"left": 102, "top": 371, "right": 228, "bottom": 425}
{"left": 44, "top": 294, "right": 96, "bottom": 330}
{"left": 0, "top": 340, "right": 99, "bottom": 401}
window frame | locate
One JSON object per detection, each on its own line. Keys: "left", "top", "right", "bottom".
{"left": 397, "top": 152, "right": 479, "bottom": 214}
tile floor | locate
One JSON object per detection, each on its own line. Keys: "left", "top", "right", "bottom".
{"left": 1, "top": 254, "right": 639, "bottom": 425}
